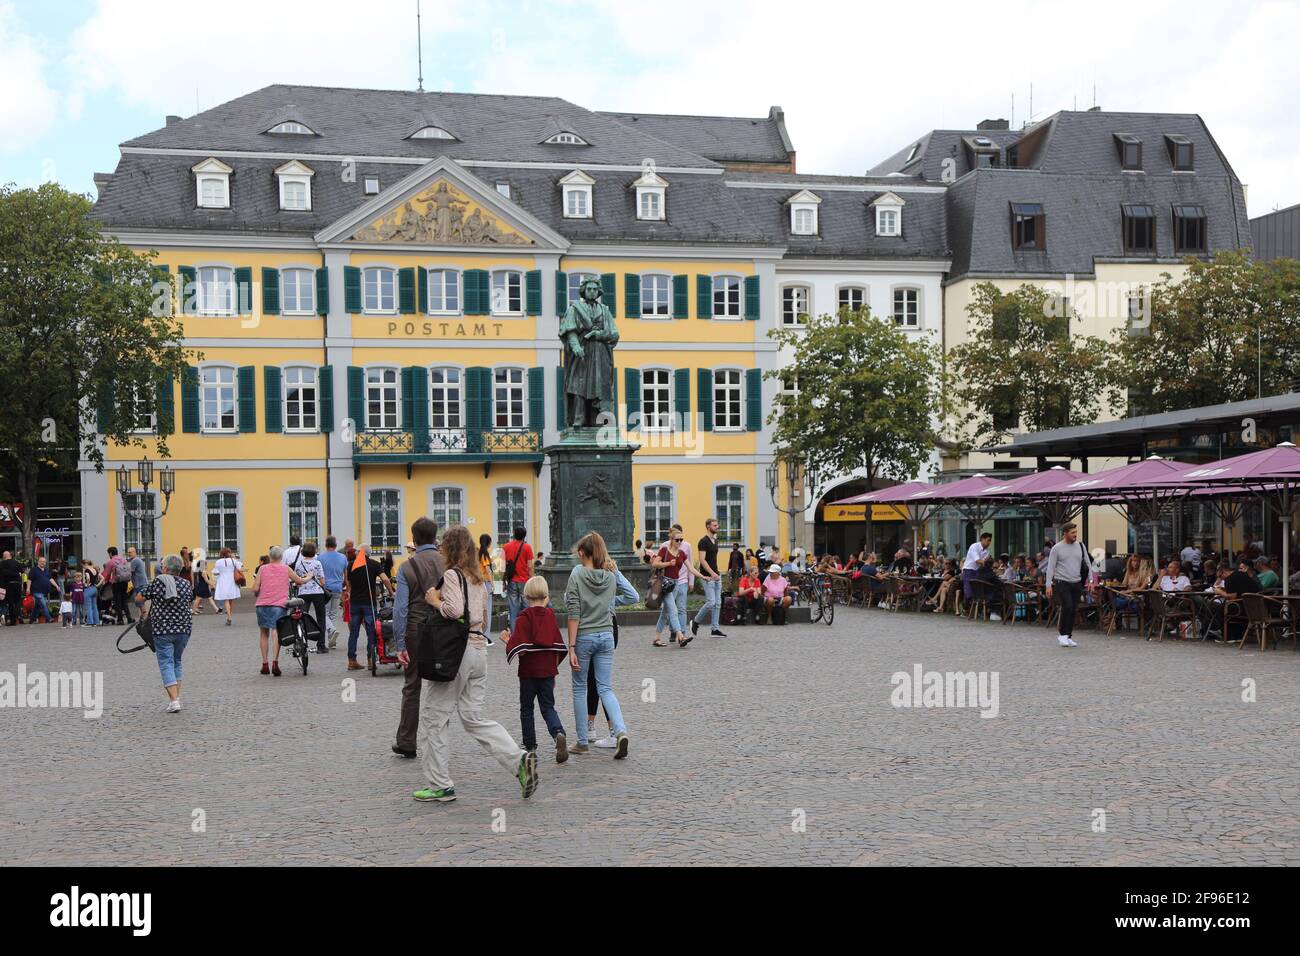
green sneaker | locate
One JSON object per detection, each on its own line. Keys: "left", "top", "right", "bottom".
{"left": 517, "top": 750, "right": 539, "bottom": 799}
{"left": 413, "top": 786, "right": 456, "bottom": 803}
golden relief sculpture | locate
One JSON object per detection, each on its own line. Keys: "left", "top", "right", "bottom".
{"left": 352, "top": 180, "right": 531, "bottom": 245}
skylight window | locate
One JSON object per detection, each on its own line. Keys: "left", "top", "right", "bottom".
{"left": 546, "top": 132, "right": 587, "bottom": 146}
{"left": 410, "top": 126, "right": 456, "bottom": 140}
{"left": 267, "top": 121, "right": 315, "bottom": 135}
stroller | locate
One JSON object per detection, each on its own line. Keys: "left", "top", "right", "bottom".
{"left": 371, "top": 590, "right": 403, "bottom": 676}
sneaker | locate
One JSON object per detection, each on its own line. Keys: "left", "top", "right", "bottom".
{"left": 517, "top": 750, "right": 539, "bottom": 799}
{"left": 316, "top": 644, "right": 328, "bottom": 654}
{"left": 1066, "top": 637, "right": 1078, "bottom": 647}
{"left": 166, "top": 700, "right": 181, "bottom": 713}
{"left": 614, "top": 732, "right": 629, "bottom": 760}
{"left": 413, "top": 787, "right": 456, "bottom": 803}
{"left": 1057, "top": 635, "right": 1071, "bottom": 647}
{"left": 569, "top": 742, "right": 591, "bottom": 756}
{"left": 989, "top": 613, "right": 1002, "bottom": 621}
{"left": 328, "top": 633, "right": 338, "bottom": 649}
{"left": 555, "top": 732, "right": 568, "bottom": 764}
{"left": 710, "top": 629, "right": 728, "bottom": 638}
{"left": 691, "top": 620, "right": 700, "bottom": 637}
{"left": 592, "top": 734, "right": 618, "bottom": 749}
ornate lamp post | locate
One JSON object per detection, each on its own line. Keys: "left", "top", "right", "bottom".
{"left": 115, "top": 457, "right": 174, "bottom": 558}
{"left": 766, "top": 457, "right": 820, "bottom": 560}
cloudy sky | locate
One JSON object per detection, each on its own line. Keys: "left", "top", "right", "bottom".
{"left": 3, "top": 0, "right": 1297, "bottom": 215}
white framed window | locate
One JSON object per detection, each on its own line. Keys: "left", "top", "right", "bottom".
{"left": 495, "top": 182, "right": 511, "bottom": 198}
{"left": 560, "top": 169, "right": 594, "bottom": 219}
{"left": 712, "top": 369, "right": 743, "bottom": 431}
{"left": 786, "top": 189, "right": 821, "bottom": 236}
{"left": 567, "top": 272, "right": 597, "bottom": 304}
{"left": 286, "top": 490, "right": 320, "bottom": 543}
{"left": 782, "top": 286, "right": 810, "bottom": 326}
{"left": 491, "top": 270, "right": 523, "bottom": 315}
{"left": 368, "top": 489, "right": 401, "bottom": 550}
{"left": 366, "top": 367, "right": 399, "bottom": 430}
{"left": 546, "top": 132, "right": 587, "bottom": 145}
{"left": 638, "top": 189, "right": 663, "bottom": 221}
{"left": 281, "top": 179, "right": 308, "bottom": 210}
{"left": 204, "top": 491, "right": 239, "bottom": 554}
{"left": 410, "top": 126, "right": 455, "bottom": 140}
{"left": 643, "top": 485, "right": 674, "bottom": 545}
{"left": 778, "top": 371, "right": 800, "bottom": 409}
{"left": 892, "top": 288, "right": 920, "bottom": 327}
{"left": 430, "top": 487, "right": 464, "bottom": 528}
{"left": 281, "top": 268, "right": 315, "bottom": 314}
{"left": 642, "top": 369, "right": 672, "bottom": 431}
{"left": 196, "top": 266, "right": 235, "bottom": 315}
{"left": 714, "top": 484, "right": 745, "bottom": 546}
{"left": 363, "top": 176, "right": 380, "bottom": 195}
{"left": 838, "top": 286, "right": 866, "bottom": 312}
{"left": 123, "top": 492, "right": 157, "bottom": 560}
{"left": 494, "top": 367, "right": 525, "bottom": 429}
{"left": 429, "top": 367, "right": 463, "bottom": 429}
{"left": 363, "top": 267, "right": 397, "bottom": 313}
{"left": 641, "top": 274, "right": 670, "bottom": 318}
{"left": 712, "top": 275, "right": 742, "bottom": 319}
{"left": 283, "top": 366, "right": 318, "bottom": 432}
{"left": 125, "top": 385, "right": 157, "bottom": 434}
{"left": 192, "top": 157, "right": 232, "bottom": 209}
{"left": 200, "top": 366, "right": 237, "bottom": 433}
{"left": 427, "top": 269, "right": 461, "bottom": 314}
{"left": 873, "top": 193, "right": 905, "bottom": 236}
{"left": 267, "top": 121, "right": 315, "bottom": 135}
{"left": 495, "top": 487, "right": 528, "bottom": 543}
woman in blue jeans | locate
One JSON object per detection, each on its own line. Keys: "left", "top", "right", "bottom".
{"left": 138, "top": 554, "right": 195, "bottom": 713}
{"left": 650, "top": 529, "right": 693, "bottom": 647}
{"left": 564, "top": 532, "right": 628, "bottom": 758}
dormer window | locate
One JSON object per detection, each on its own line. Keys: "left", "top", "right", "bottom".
{"left": 546, "top": 132, "right": 587, "bottom": 146}
{"left": 905, "top": 142, "right": 921, "bottom": 163}
{"left": 191, "top": 157, "right": 232, "bottom": 209}
{"left": 1173, "top": 204, "right": 1206, "bottom": 253}
{"left": 968, "top": 136, "right": 1000, "bottom": 168}
{"left": 266, "top": 121, "right": 315, "bottom": 135}
{"left": 364, "top": 176, "right": 380, "bottom": 195}
{"left": 632, "top": 160, "right": 667, "bottom": 221}
{"left": 275, "top": 159, "right": 314, "bottom": 211}
{"left": 872, "top": 191, "right": 905, "bottom": 237}
{"left": 786, "top": 189, "right": 821, "bottom": 236}
{"left": 559, "top": 169, "right": 594, "bottom": 219}
{"left": 1011, "top": 202, "right": 1045, "bottom": 250}
{"left": 410, "top": 126, "right": 456, "bottom": 140}
{"left": 1115, "top": 134, "right": 1143, "bottom": 170}
{"left": 1165, "top": 134, "right": 1194, "bottom": 171}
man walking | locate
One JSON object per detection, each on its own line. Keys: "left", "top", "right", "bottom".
{"left": 318, "top": 536, "right": 348, "bottom": 649}
{"left": 962, "top": 532, "right": 992, "bottom": 603}
{"left": 501, "top": 526, "right": 533, "bottom": 633}
{"left": 127, "top": 546, "right": 149, "bottom": 617}
{"left": 27, "top": 556, "right": 53, "bottom": 623}
{"left": 691, "top": 517, "right": 727, "bottom": 638}
{"left": 391, "top": 518, "right": 443, "bottom": 759}
{"left": 103, "top": 547, "right": 132, "bottom": 623}
{"left": 1045, "top": 522, "right": 1090, "bottom": 648}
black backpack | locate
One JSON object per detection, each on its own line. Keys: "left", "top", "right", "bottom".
{"left": 416, "top": 569, "right": 473, "bottom": 682}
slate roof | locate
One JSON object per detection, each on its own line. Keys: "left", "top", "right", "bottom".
{"left": 868, "top": 128, "right": 1023, "bottom": 181}
{"left": 1251, "top": 203, "right": 1300, "bottom": 262}
{"left": 597, "top": 109, "right": 793, "bottom": 166}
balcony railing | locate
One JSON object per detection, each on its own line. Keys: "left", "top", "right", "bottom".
{"left": 353, "top": 427, "right": 541, "bottom": 460}
{"left": 480, "top": 429, "right": 542, "bottom": 454}
{"left": 427, "top": 427, "right": 468, "bottom": 453}
{"left": 354, "top": 429, "right": 412, "bottom": 454}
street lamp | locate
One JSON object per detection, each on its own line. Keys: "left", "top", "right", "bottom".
{"left": 767, "top": 457, "right": 820, "bottom": 559}
{"left": 116, "top": 456, "right": 174, "bottom": 525}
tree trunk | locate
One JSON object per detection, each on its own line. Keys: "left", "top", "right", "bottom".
{"left": 16, "top": 461, "right": 37, "bottom": 558}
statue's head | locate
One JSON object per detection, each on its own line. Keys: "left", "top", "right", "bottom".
{"left": 580, "top": 278, "right": 602, "bottom": 302}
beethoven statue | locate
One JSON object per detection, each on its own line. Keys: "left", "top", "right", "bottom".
{"left": 559, "top": 277, "right": 620, "bottom": 429}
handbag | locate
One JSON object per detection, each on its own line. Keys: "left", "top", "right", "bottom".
{"left": 416, "top": 569, "right": 473, "bottom": 682}
{"left": 645, "top": 571, "right": 667, "bottom": 610}
{"left": 116, "top": 617, "right": 155, "bottom": 654}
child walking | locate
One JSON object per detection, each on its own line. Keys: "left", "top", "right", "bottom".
{"left": 504, "top": 576, "right": 569, "bottom": 764}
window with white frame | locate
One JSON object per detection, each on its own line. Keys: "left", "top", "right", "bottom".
{"left": 363, "top": 267, "right": 396, "bottom": 313}
{"left": 427, "top": 269, "right": 460, "bottom": 313}
{"left": 283, "top": 366, "right": 318, "bottom": 432}
{"left": 281, "top": 268, "right": 315, "bottom": 314}
{"left": 430, "top": 487, "right": 464, "bottom": 528}
{"left": 786, "top": 189, "right": 821, "bottom": 236}
{"left": 567, "top": 272, "right": 596, "bottom": 304}
{"left": 560, "top": 169, "right": 594, "bottom": 219}
{"left": 410, "top": 126, "right": 455, "bottom": 140}
{"left": 491, "top": 270, "right": 523, "bottom": 314}
{"left": 495, "top": 487, "right": 527, "bottom": 543}
{"left": 638, "top": 190, "right": 661, "bottom": 220}
{"left": 643, "top": 485, "right": 674, "bottom": 545}
{"left": 838, "top": 286, "right": 866, "bottom": 312}
{"left": 782, "top": 286, "right": 810, "bottom": 325}
{"left": 123, "top": 493, "right": 157, "bottom": 560}
{"left": 196, "top": 266, "right": 235, "bottom": 315}
{"left": 125, "top": 385, "right": 157, "bottom": 434}
{"left": 641, "top": 274, "right": 670, "bottom": 318}
{"left": 494, "top": 367, "right": 525, "bottom": 429}
{"left": 193, "top": 157, "right": 232, "bottom": 209}
{"left": 778, "top": 371, "right": 800, "bottom": 409}
{"left": 714, "top": 484, "right": 744, "bottom": 546}
{"left": 276, "top": 160, "right": 314, "bottom": 211}
{"left": 892, "top": 288, "right": 919, "bottom": 327}
{"left": 200, "top": 366, "right": 237, "bottom": 432}
{"left": 874, "top": 194, "right": 904, "bottom": 236}
{"left": 205, "top": 491, "right": 239, "bottom": 554}
{"left": 642, "top": 369, "right": 672, "bottom": 431}
{"left": 366, "top": 367, "right": 399, "bottom": 430}
{"left": 267, "top": 121, "right": 315, "bottom": 135}
{"left": 712, "top": 275, "right": 742, "bottom": 318}
{"left": 368, "top": 489, "right": 400, "bottom": 549}
{"left": 547, "top": 132, "right": 587, "bottom": 146}
{"left": 286, "top": 490, "right": 320, "bottom": 544}
{"left": 712, "top": 369, "right": 743, "bottom": 430}
{"left": 429, "top": 367, "right": 462, "bottom": 429}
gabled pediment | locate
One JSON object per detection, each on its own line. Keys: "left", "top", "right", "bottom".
{"left": 786, "top": 188, "right": 821, "bottom": 205}
{"left": 871, "top": 191, "right": 906, "bottom": 207}
{"left": 191, "top": 157, "right": 233, "bottom": 175}
{"left": 274, "top": 159, "right": 315, "bottom": 177}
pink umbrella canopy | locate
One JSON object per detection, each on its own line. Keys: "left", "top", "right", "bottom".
{"left": 1038, "top": 456, "right": 1195, "bottom": 496}
{"left": 1128, "top": 443, "right": 1300, "bottom": 486}
{"left": 958, "top": 465, "right": 1086, "bottom": 499}
{"left": 876, "top": 473, "right": 1003, "bottom": 503}
{"left": 827, "top": 481, "right": 933, "bottom": 507}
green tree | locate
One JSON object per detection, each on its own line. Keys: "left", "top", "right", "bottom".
{"left": 948, "top": 282, "right": 1121, "bottom": 450}
{"left": 1115, "top": 251, "right": 1300, "bottom": 413}
{"left": 0, "top": 183, "right": 193, "bottom": 556}
{"left": 767, "top": 307, "right": 943, "bottom": 488}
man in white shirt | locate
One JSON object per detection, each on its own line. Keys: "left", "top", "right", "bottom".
{"left": 1158, "top": 559, "right": 1191, "bottom": 592}
{"left": 1179, "top": 542, "right": 1201, "bottom": 575}
{"left": 962, "top": 532, "right": 992, "bottom": 602}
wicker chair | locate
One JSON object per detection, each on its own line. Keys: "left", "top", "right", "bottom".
{"left": 966, "top": 578, "right": 1000, "bottom": 622}
{"left": 1100, "top": 586, "right": 1141, "bottom": 636}
{"left": 1001, "top": 582, "right": 1040, "bottom": 625}
{"left": 1239, "top": 593, "right": 1286, "bottom": 651}
{"left": 1150, "top": 591, "right": 1196, "bottom": 642}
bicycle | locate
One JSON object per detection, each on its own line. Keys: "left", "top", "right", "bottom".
{"left": 280, "top": 596, "right": 310, "bottom": 675}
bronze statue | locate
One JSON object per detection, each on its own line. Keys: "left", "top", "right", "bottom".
{"left": 559, "top": 277, "right": 619, "bottom": 428}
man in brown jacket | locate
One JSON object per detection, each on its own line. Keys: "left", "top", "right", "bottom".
{"left": 390, "top": 517, "right": 445, "bottom": 758}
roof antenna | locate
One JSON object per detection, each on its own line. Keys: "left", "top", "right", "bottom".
{"left": 416, "top": 0, "right": 425, "bottom": 92}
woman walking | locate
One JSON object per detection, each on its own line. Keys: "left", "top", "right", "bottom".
{"left": 212, "top": 548, "right": 242, "bottom": 626}
{"left": 252, "top": 546, "right": 312, "bottom": 676}
{"left": 587, "top": 556, "right": 639, "bottom": 748}
{"left": 294, "top": 541, "right": 329, "bottom": 654}
{"left": 566, "top": 532, "right": 628, "bottom": 758}
{"left": 190, "top": 552, "right": 218, "bottom": 615}
{"left": 80, "top": 560, "right": 101, "bottom": 627}
{"left": 138, "top": 554, "right": 195, "bottom": 713}
{"left": 478, "top": 533, "right": 495, "bottom": 629}
{"left": 650, "top": 529, "right": 692, "bottom": 647}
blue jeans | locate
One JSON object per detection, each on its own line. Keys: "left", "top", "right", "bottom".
{"left": 518, "top": 675, "right": 565, "bottom": 751}
{"left": 348, "top": 604, "right": 377, "bottom": 659}
{"left": 83, "top": 587, "right": 99, "bottom": 625}
{"left": 154, "top": 631, "right": 191, "bottom": 687}
{"left": 655, "top": 581, "right": 687, "bottom": 637}
{"left": 571, "top": 631, "right": 624, "bottom": 746}
{"left": 31, "top": 594, "right": 50, "bottom": 622}
{"left": 693, "top": 578, "right": 721, "bottom": 630}
{"left": 505, "top": 580, "right": 525, "bottom": 632}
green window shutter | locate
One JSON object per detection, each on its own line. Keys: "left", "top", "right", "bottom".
{"left": 672, "top": 274, "right": 689, "bottom": 319}
{"left": 464, "top": 269, "right": 488, "bottom": 315}
{"left": 746, "top": 367, "right": 763, "bottom": 430}
{"left": 347, "top": 366, "right": 365, "bottom": 432}
{"left": 624, "top": 274, "right": 640, "bottom": 319}
{"left": 400, "top": 366, "right": 416, "bottom": 431}
{"left": 697, "top": 368, "right": 713, "bottom": 432}
{"left": 177, "top": 266, "right": 196, "bottom": 313}
{"left": 696, "top": 275, "right": 713, "bottom": 319}
{"left": 181, "top": 366, "right": 200, "bottom": 433}
{"left": 237, "top": 365, "right": 256, "bottom": 433}
{"left": 412, "top": 365, "right": 430, "bottom": 452}
{"left": 261, "top": 267, "right": 280, "bottom": 315}
{"left": 673, "top": 368, "right": 691, "bottom": 425}
{"left": 525, "top": 270, "right": 542, "bottom": 315}
{"left": 417, "top": 267, "right": 428, "bottom": 314}
{"left": 155, "top": 375, "right": 175, "bottom": 434}
{"left": 624, "top": 365, "right": 641, "bottom": 430}
{"left": 398, "top": 267, "right": 416, "bottom": 314}
{"left": 600, "top": 273, "right": 617, "bottom": 318}
{"left": 318, "top": 365, "right": 333, "bottom": 433}
{"left": 315, "top": 267, "right": 329, "bottom": 315}
{"left": 466, "top": 366, "right": 490, "bottom": 451}
{"left": 264, "top": 366, "right": 283, "bottom": 433}
{"left": 96, "top": 377, "right": 115, "bottom": 434}
{"left": 744, "top": 275, "right": 761, "bottom": 320}
{"left": 555, "top": 271, "right": 568, "bottom": 317}
{"left": 528, "top": 366, "right": 545, "bottom": 430}
{"left": 234, "top": 267, "right": 253, "bottom": 315}
{"left": 555, "top": 365, "right": 567, "bottom": 430}
{"left": 344, "top": 266, "right": 362, "bottom": 313}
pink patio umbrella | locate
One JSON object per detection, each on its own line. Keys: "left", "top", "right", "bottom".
{"left": 826, "top": 481, "right": 936, "bottom": 558}
{"left": 879, "top": 474, "right": 1008, "bottom": 550}
{"left": 957, "top": 466, "right": 1087, "bottom": 535}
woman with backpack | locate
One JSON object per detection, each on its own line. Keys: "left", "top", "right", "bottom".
{"left": 138, "top": 553, "right": 195, "bottom": 713}
{"left": 212, "top": 548, "right": 243, "bottom": 626}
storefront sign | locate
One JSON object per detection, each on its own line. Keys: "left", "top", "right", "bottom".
{"left": 385, "top": 321, "right": 510, "bottom": 337}
{"left": 824, "top": 504, "right": 906, "bottom": 523}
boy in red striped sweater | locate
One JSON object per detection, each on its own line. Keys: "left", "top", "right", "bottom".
{"left": 504, "top": 576, "right": 570, "bottom": 764}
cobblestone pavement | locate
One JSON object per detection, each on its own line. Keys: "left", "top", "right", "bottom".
{"left": 1, "top": 604, "right": 1297, "bottom": 866}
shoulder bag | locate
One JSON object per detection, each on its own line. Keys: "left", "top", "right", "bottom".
{"left": 416, "top": 569, "right": 473, "bottom": 682}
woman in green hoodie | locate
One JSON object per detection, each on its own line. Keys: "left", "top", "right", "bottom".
{"left": 565, "top": 532, "right": 629, "bottom": 759}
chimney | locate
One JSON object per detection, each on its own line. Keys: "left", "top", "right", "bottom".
{"left": 165, "top": 114, "right": 182, "bottom": 126}
{"left": 976, "top": 118, "right": 1009, "bottom": 131}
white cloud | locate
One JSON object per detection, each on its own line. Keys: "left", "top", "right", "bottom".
{"left": 0, "top": 2, "right": 59, "bottom": 156}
